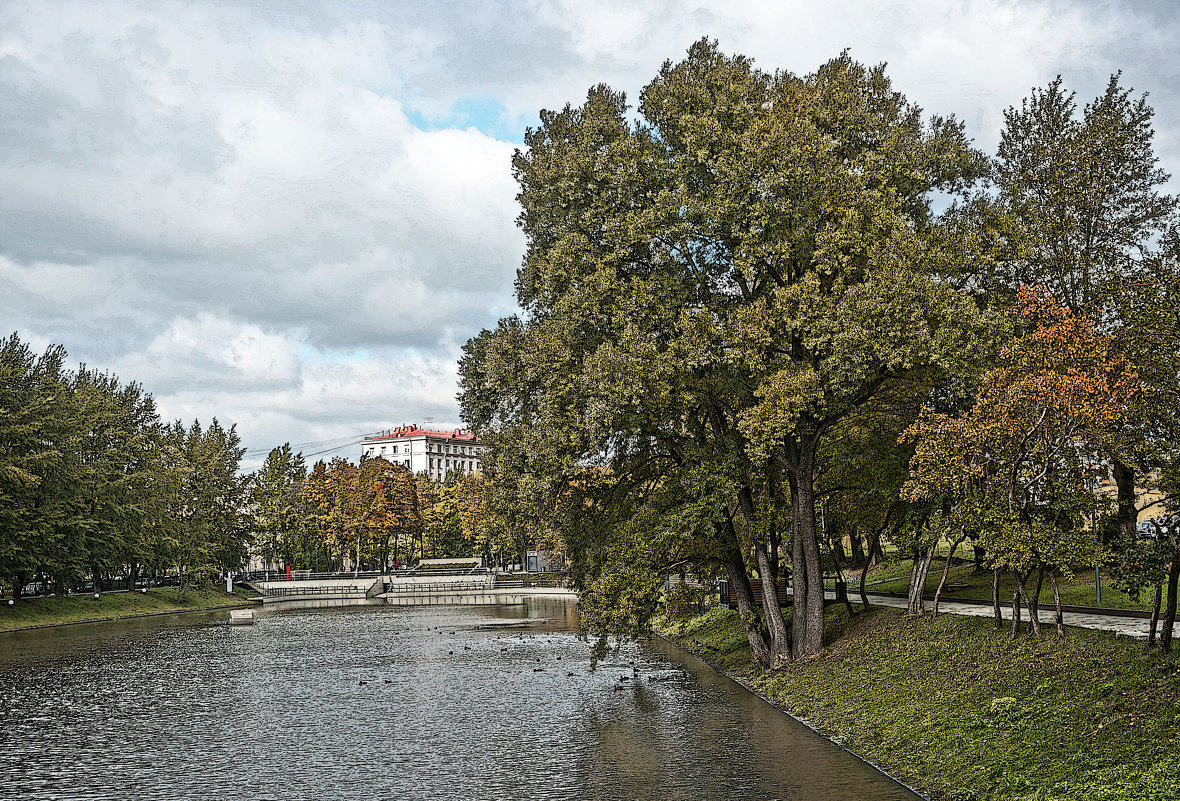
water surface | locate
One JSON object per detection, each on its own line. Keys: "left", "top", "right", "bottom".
{"left": 0, "top": 600, "right": 921, "bottom": 800}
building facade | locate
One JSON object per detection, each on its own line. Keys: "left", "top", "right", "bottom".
{"left": 361, "top": 425, "right": 484, "bottom": 481}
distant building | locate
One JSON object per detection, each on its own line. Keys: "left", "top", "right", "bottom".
{"left": 361, "top": 424, "right": 484, "bottom": 481}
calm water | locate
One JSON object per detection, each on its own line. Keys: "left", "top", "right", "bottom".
{"left": 0, "top": 600, "right": 921, "bottom": 800}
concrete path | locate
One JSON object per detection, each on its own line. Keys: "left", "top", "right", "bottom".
{"left": 859, "top": 592, "right": 1177, "bottom": 640}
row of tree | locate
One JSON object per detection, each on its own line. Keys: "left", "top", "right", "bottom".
{"left": 0, "top": 333, "right": 508, "bottom": 598}
{"left": 249, "top": 448, "right": 512, "bottom": 572}
{"left": 457, "top": 40, "right": 1180, "bottom": 661}
{"left": 0, "top": 333, "right": 249, "bottom": 597}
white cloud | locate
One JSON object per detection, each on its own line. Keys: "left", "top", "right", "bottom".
{"left": 2, "top": 0, "right": 1177, "bottom": 462}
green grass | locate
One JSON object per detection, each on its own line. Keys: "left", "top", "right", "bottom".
{"left": 860, "top": 558, "right": 1149, "bottom": 611}
{"left": 0, "top": 586, "right": 259, "bottom": 632}
{"left": 658, "top": 606, "right": 1180, "bottom": 801}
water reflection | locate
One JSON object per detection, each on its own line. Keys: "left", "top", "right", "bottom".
{"left": 0, "top": 601, "right": 920, "bottom": 800}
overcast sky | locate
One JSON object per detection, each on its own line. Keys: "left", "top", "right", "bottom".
{"left": 3, "top": 0, "right": 1177, "bottom": 470}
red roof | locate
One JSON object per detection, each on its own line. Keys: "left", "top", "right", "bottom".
{"left": 364, "top": 425, "right": 479, "bottom": 442}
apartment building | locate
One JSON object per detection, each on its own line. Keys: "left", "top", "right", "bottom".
{"left": 360, "top": 425, "right": 483, "bottom": 480}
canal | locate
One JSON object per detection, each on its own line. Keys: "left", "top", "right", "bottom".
{"left": 0, "top": 600, "right": 921, "bottom": 800}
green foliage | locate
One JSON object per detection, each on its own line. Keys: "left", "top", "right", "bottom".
{"left": 250, "top": 444, "right": 312, "bottom": 568}
{"left": 996, "top": 74, "right": 1177, "bottom": 316}
{"left": 0, "top": 333, "right": 250, "bottom": 595}
{"left": 460, "top": 39, "right": 994, "bottom": 662}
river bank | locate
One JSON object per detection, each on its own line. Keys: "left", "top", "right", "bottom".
{"left": 0, "top": 586, "right": 259, "bottom": 632}
{"left": 657, "top": 605, "right": 1180, "bottom": 801}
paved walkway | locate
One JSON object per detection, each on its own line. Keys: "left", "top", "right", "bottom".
{"left": 860, "top": 592, "right": 1177, "bottom": 639}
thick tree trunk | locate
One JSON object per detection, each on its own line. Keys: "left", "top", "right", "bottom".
{"left": 754, "top": 543, "right": 792, "bottom": 666}
{"left": 722, "top": 547, "right": 772, "bottom": 668}
{"left": 1112, "top": 459, "right": 1138, "bottom": 544}
{"left": 786, "top": 451, "right": 825, "bottom": 657}
{"left": 849, "top": 528, "right": 867, "bottom": 570}
{"left": 1160, "top": 556, "right": 1179, "bottom": 653}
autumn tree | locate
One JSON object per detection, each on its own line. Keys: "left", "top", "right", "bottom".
{"left": 997, "top": 74, "right": 1178, "bottom": 541}
{"left": 903, "top": 287, "right": 1139, "bottom": 635}
{"left": 304, "top": 458, "right": 355, "bottom": 570}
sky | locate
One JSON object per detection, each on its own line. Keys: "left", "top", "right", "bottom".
{"left": 2, "top": 0, "right": 1178, "bottom": 472}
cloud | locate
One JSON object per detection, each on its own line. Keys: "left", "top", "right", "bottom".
{"left": 2, "top": 0, "right": 1177, "bottom": 462}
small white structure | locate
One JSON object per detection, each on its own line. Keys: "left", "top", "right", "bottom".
{"left": 361, "top": 425, "right": 484, "bottom": 481}
{"left": 229, "top": 609, "right": 254, "bottom": 625}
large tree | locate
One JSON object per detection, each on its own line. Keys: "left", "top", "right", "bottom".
{"left": 250, "top": 444, "right": 312, "bottom": 569}
{"left": 996, "top": 73, "right": 1178, "bottom": 541}
{"left": 460, "top": 41, "right": 992, "bottom": 662}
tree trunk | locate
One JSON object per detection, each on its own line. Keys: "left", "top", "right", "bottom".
{"left": 754, "top": 542, "right": 792, "bottom": 666}
{"left": 858, "top": 523, "right": 887, "bottom": 610}
{"left": 1148, "top": 583, "right": 1162, "bottom": 647}
{"left": 1048, "top": 569, "right": 1064, "bottom": 637}
{"left": 732, "top": 489, "right": 793, "bottom": 667}
{"left": 1112, "top": 459, "right": 1138, "bottom": 544}
{"left": 1015, "top": 572, "right": 1041, "bottom": 637}
{"left": 992, "top": 568, "right": 1003, "bottom": 629}
{"left": 828, "top": 552, "right": 855, "bottom": 616}
{"left": 785, "top": 447, "right": 825, "bottom": 657}
{"left": 973, "top": 545, "right": 986, "bottom": 574}
{"left": 1009, "top": 581, "right": 1023, "bottom": 638}
{"left": 907, "top": 542, "right": 935, "bottom": 616}
{"left": 1160, "top": 555, "right": 1179, "bottom": 654}
{"left": 722, "top": 546, "right": 772, "bottom": 668}
{"left": 932, "top": 535, "right": 967, "bottom": 616}
{"left": 868, "top": 534, "right": 885, "bottom": 567}
{"left": 1030, "top": 567, "right": 1045, "bottom": 622}
{"left": 849, "top": 528, "right": 867, "bottom": 570}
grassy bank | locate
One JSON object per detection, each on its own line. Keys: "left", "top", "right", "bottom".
{"left": 861, "top": 558, "right": 1148, "bottom": 611}
{"left": 0, "top": 586, "right": 259, "bottom": 632}
{"left": 658, "top": 606, "right": 1180, "bottom": 801}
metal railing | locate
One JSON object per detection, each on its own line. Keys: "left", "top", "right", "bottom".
{"left": 383, "top": 580, "right": 494, "bottom": 593}
{"left": 263, "top": 584, "right": 372, "bottom": 598}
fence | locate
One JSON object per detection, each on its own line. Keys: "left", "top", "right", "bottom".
{"left": 383, "top": 580, "right": 494, "bottom": 593}
{"left": 262, "top": 584, "right": 373, "bottom": 598}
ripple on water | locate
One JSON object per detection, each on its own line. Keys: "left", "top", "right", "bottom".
{"left": 0, "top": 601, "right": 921, "bottom": 801}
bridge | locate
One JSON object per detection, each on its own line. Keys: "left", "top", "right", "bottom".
{"left": 245, "top": 568, "right": 576, "bottom": 606}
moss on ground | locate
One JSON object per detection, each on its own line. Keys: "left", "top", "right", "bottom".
{"left": 0, "top": 586, "right": 259, "bottom": 632}
{"left": 658, "top": 606, "right": 1180, "bottom": 801}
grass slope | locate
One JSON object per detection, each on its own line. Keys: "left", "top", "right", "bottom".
{"left": 862, "top": 558, "right": 1149, "bottom": 611}
{"left": 0, "top": 586, "right": 258, "bottom": 632}
{"left": 659, "top": 606, "right": 1180, "bottom": 801}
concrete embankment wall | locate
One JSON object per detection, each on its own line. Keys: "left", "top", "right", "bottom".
{"left": 250, "top": 575, "right": 576, "bottom": 606}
